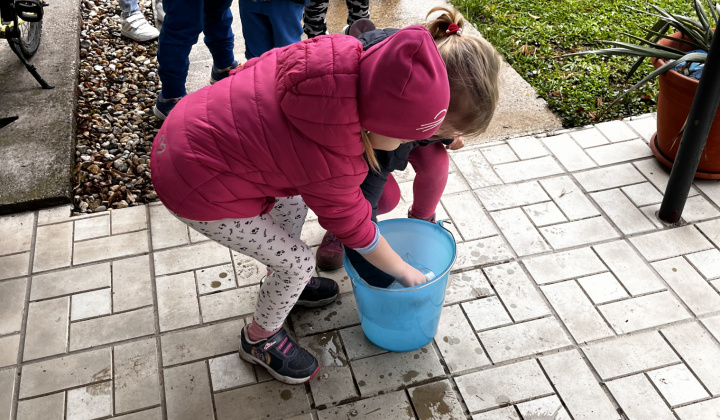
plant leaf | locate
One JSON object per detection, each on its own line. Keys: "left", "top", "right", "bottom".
{"left": 618, "top": 32, "right": 687, "bottom": 54}
{"left": 707, "top": 0, "right": 718, "bottom": 26}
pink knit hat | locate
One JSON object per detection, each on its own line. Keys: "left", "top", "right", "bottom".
{"left": 358, "top": 25, "right": 450, "bottom": 140}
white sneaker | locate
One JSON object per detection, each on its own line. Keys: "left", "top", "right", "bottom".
{"left": 155, "top": 0, "right": 165, "bottom": 23}
{"left": 120, "top": 12, "right": 160, "bottom": 42}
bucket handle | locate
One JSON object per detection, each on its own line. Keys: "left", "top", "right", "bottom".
{"left": 437, "top": 220, "right": 456, "bottom": 242}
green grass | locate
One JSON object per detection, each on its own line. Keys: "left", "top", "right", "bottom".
{"left": 450, "top": 0, "right": 698, "bottom": 127}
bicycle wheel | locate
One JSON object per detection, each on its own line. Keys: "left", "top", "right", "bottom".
{"left": 8, "top": 18, "right": 42, "bottom": 58}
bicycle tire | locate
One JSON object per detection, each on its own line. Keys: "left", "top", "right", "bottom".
{"left": 8, "top": 19, "right": 42, "bottom": 58}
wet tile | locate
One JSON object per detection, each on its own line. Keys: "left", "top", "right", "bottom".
{"left": 164, "top": 361, "right": 214, "bottom": 420}
{"left": 153, "top": 241, "right": 231, "bottom": 276}
{"left": 494, "top": 156, "right": 565, "bottom": 183}
{"left": 582, "top": 331, "right": 679, "bottom": 380}
{"left": 317, "top": 391, "right": 413, "bottom": 420}
{"left": 662, "top": 322, "right": 720, "bottom": 395}
{"left": 156, "top": 272, "right": 200, "bottom": 331}
{"left": 591, "top": 189, "right": 655, "bottom": 235}
{"left": 149, "top": 204, "right": 189, "bottom": 250}
{"left": 475, "top": 181, "right": 549, "bottom": 211}
{"left": 542, "top": 281, "right": 614, "bottom": 343}
{"left": 630, "top": 226, "right": 713, "bottom": 262}
{"left": 539, "top": 217, "right": 619, "bottom": 249}
{"left": 200, "top": 286, "right": 256, "bottom": 323}
{"left": 585, "top": 139, "right": 653, "bottom": 165}
{"left": 111, "top": 205, "right": 147, "bottom": 234}
{"left": 621, "top": 182, "right": 663, "bottom": 207}
{"left": 70, "top": 307, "right": 155, "bottom": 350}
{"left": 523, "top": 247, "right": 605, "bottom": 284}
{"left": 593, "top": 240, "right": 665, "bottom": 295}
{"left": 435, "top": 305, "right": 490, "bottom": 373}
{"left": 686, "top": 249, "right": 720, "bottom": 279}
{"left": 454, "top": 236, "right": 514, "bottom": 270}
{"left": 478, "top": 318, "right": 571, "bottom": 362}
{"left": 73, "top": 230, "right": 148, "bottom": 265}
{"left": 599, "top": 291, "right": 690, "bottom": 334}
{"left": 507, "top": 136, "right": 549, "bottom": 159}
{"left": 573, "top": 163, "right": 645, "bottom": 192}
{"left": 37, "top": 205, "right": 73, "bottom": 225}
{"left": 31, "top": 262, "right": 111, "bottom": 300}
{"left": 215, "top": 380, "right": 311, "bottom": 419}
{"left": 66, "top": 382, "right": 112, "bottom": 420}
{"left": 0, "top": 252, "right": 29, "bottom": 280}
{"left": 113, "top": 407, "right": 162, "bottom": 420}
{"left": 33, "top": 222, "right": 73, "bottom": 272}
{"left": 542, "top": 133, "right": 597, "bottom": 171}
{"left": 24, "top": 297, "right": 68, "bottom": 361}
{"left": 409, "top": 380, "right": 466, "bottom": 420}
{"left": 0, "top": 212, "right": 34, "bottom": 255}
{"left": 16, "top": 392, "right": 64, "bottom": 420}
{"left": 350, "top": 346, "right": 445, "bottom": 397}
{"left": 606, "top": 374, "right": 676, "bottom": 420}
{"left": 523, "top": 201, "right": 567, "bottom": 227}
{"left": 209, "top": 353, "right": 255, "bottom": 391}
{"left": 577, "top": 272, "right": 629, "bottom": 304}
{"left": 647, "top": 364, "right": 709, "bottom": 406}
{"left": 114, "top": 338, "right": 160, "bottom": 413}
{"left": 74, "top": 214, "right": 110, "bottom": 241}
{"left": 455, "top": 359, "right": 553, "bottom": 412}
{"left": 161, "top": 320, "right": 243, "bottom": 366}
{"left": 540, "top": 350, "right": 621, "bottom": 420}
{"left": 471, "top": 406, "right": 521, "bottom": 420}
{"left": 484, "top": 262, "right": 550, "bottom": 321}
{"left": 0, "top": 369, "right": 14, "bottom": 420}
{"left": 70, "top": 288, "right": 111, "bottom": 321}
{"left": 196, "top": 264, "right": 236, "bottom": 294}
{"left": 337, "top": 325, "right": 385, "bottom": 361}
{"left": 441, "top": 192, "right": 496, "bottom": 241}
{"left": 517, "top": 395, "right": 571, "bottom": 420}
{"left": 653, "top": 257, "right": 720, "bottom": 316}
{"left": 462, "top": 297, "right": 512, "bottom": 331}
{"left": 299, "top": 332, "right": 357, "bottom": 406}
{"left": 19, "top": 348, "right": 111, "bottom": 398}
{"left": 0, "top": 277, "right": 27, "bottom": 335}
{"left": 444, "top": 269, "right": 493, "bottom": 305}
{"left": 492, "top": 208, "right": 551, "bottom": 256}
{"left": 113, "top": 255, "right": 153, "bottom": 312}
{"left": 540, "top": 176, "right": 600, "bottom": 220}
{"left": 451, "top": 149, "right": 503, "bottom": 188}
{"left": 290, "top": 292, "right": 360, "bottom": 337}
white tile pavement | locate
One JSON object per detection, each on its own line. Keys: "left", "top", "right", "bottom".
{"left": 2, "top": 114, "right": 720, "bottom": 418}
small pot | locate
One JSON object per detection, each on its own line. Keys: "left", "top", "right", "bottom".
{"left": 650, "top": 32, "right": 720, "bottom": 179}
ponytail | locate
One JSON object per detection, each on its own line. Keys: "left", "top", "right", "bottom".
{"left": 361, "top": 129, "right": 380, "bottom": 172}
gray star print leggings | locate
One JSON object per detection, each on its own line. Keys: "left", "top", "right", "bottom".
{"left": 176, "top": 196, "right": 313, "bottom": 332}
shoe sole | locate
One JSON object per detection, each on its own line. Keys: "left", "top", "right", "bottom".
{"left": 120, "top": 30, "right": 159, "bottom": 43}
{"left": 316, "top": 261, "right": 344, "bottom": 271}
{"left": 239, "top": 349, "right": 320, "bottom": 385}
{"left": 295, "top": 293, "right": 338, "bottom": 308}
{"left": 152, "top": 105, "right": 167, "bottom": 120}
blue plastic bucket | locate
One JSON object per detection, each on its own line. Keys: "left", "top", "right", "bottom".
{"left": 344, "top": 219, "right": 457, "bottom": 352}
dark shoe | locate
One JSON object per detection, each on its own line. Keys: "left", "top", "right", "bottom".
{"left": 347, "top": 18, "right": 376, "bottom": 38}
{"left": 408, "top": 207, "right": 436, "bottom": 223}
{"left": 316, "top": 232, "right": 344, "bottom": 271}
{"left": 153, "top": 93, "right": 184, "bottom": 120}
{"left": 296, "top": 276, "right": 339, "bottom": 307}
{"left": 210, "top": 60, "right": 241, "bottom": 84}
{"left": 240, "top": 326, "right": 319, "bottom": 384}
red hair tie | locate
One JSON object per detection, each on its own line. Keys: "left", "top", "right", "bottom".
{"left": 446, "top": 23, "right": 461, "bottom": 35}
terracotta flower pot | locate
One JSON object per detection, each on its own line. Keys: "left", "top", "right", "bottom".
{"left": 650, "top": 32, "right": 720, "bottom": 179}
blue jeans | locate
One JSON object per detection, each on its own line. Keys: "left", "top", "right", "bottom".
{"left": 157, "top": 0, "right": 235, "bottom": 98}
{"left": 238, "top": 0, "right": 305, "bottom": 60}
{"left": 118, "top": 0, "right": 139, "bottom": 16}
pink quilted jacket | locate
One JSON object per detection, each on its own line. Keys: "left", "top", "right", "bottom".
{"left": 150, "top": 35, "right": 375, "bottom": 249}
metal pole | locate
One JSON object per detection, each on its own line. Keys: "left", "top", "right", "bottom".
{"left": 658, "top": 24, "right": 720, "bottom": 223}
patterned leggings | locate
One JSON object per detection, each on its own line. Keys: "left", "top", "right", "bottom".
{"left": 303, "top": 0, "right": 370, "bottom": 37}
{"left": 177, "top": 196, "right": 313, "bottom": 332}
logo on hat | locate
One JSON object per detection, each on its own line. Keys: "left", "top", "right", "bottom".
{"left": 416, "top": 109, "right": 447, "bottom": 133}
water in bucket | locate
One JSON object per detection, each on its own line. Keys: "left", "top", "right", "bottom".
{"left": 344, "top": 219, "right": 456, "bottom": 352}
{"left": 386, "top": 253, "right": 436, "bottom": 289}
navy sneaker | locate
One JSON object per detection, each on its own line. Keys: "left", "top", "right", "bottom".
{"left": 153, "top": 93, "right": 184, "bottom": 120}
{"left": 296, "top": 276, "right": 339, "bottom": 307}
{"left": 210, "top": 60, "right": 241, "bottom": 84}
{"left": 239, "top": 326, "right": 319, "bottom": 384}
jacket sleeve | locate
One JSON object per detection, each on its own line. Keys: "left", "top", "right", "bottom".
{"left": 298, "top": 173, "right": 378, "bottom": 251}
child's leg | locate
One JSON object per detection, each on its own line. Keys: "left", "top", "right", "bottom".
{"left": 157, "top": 0, "right": 205, "bottom": 98}
{"left": 237, "top": 0, "right": 275, "bottom": 59}
{"left": 407, "top": 142, "right": 449, "bottom": 220}
{"left": 303, "top": 0, "right": 329, "bottom": 38}
{"left": 201, "top": 0, "right": 235, "bottom": 70}
{"left": 344, "top": 0, "right": 369, "bottom": 26}
{"left": 267, "top": 1, "right": 304, "bottom": 49}
{"left": 377, "top": 173, "right": 400, "bottom": 215}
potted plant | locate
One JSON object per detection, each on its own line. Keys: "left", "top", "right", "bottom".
{"left": 565, "top": 1, "right": 720, "bottom": 179}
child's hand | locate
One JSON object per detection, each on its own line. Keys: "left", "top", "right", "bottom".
{"left": 396, "top": 265, "right": 430, "bottom": 287}
{"left": 446, "top": 136, "right": 465, "bottom": 150}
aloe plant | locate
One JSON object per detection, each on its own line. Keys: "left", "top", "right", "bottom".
{"left": 564, "top": 0, "right": 719, "bottom": 107}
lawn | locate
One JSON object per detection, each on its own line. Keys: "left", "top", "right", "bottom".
{"left": 450, "top": 0, "right": 698, "bottom": 127}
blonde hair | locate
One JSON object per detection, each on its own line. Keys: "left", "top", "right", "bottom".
{"left": 361, "top": 129, "right": 380, "bottom": 172}
{"left": 425, "top": 6, "right": 502, "bottom": 137}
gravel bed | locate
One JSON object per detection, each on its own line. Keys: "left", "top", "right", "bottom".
{"left": 74, "top": 0, "right": 161, "bottom": 214}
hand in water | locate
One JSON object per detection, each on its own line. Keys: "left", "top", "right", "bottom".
{"left": 396, "top": 265, "right": 430, "bottom": 287}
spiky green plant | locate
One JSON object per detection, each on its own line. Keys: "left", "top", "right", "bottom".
{"left": 565, "top": 0, "right": 718, "bottom": 107}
